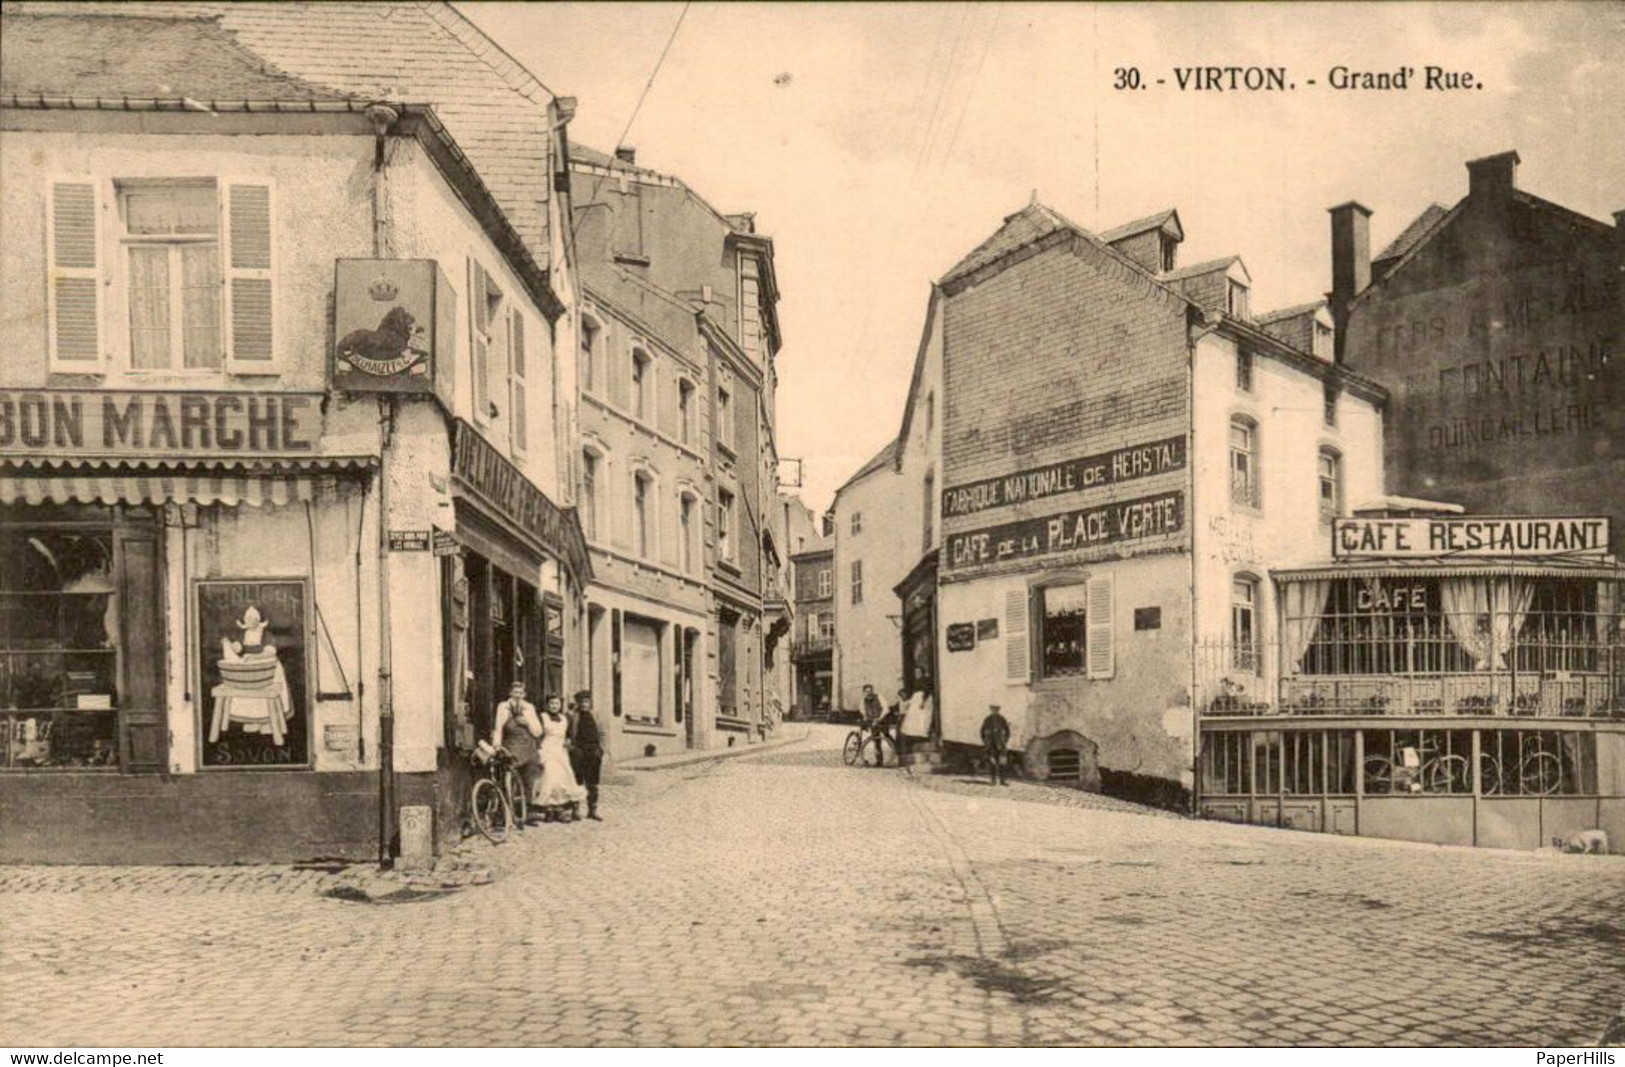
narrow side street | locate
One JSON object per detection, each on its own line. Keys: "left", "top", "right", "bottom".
{"left": 2, "top": 726, "right": 1620, "bottom": 1047}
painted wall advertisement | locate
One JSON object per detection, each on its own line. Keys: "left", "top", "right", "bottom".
{"left": 942, "top": 435, "right": 1186, "bottom": 519}
{"left": 946, "top": 490, "right": 1184, "bottom": 570}
{"left": 196, "top": 580, "right": 310, "bottom": 768}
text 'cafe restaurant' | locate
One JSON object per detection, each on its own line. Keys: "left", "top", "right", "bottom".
{"left": 1199, "top": 508, "right": 1625, "bottom": 853}
{"left": 0, "top": 378, "right": 590, "bottom": 864}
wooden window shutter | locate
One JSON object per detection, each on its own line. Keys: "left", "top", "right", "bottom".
{"left": 1004, "top": 587, "right": 1030, "bottom": 685}
{"left": 510, "top": 309, "right": 527, "bottom": 454}
{"left": 116, "top": 527, "right": 167, "bottom": 773}
{"left": 469, "top": 261, "right": 490, "bottom": 417}
{"left": 1086, "top": 573, "right": 1116, "bottom": 679}
{"left": 46, "top": 180, "right": 102, "bottom": 367}
{"left": 224, "top": 182, "right": 274, "bottom": 367}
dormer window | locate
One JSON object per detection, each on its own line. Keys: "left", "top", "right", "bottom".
{"left": 1313, "top": 321, "right": 1334, "bottom": 360}
{"left": 1226, "top": 280, "right": 1249, "bottom": 318}
{"left": 1160, "top": 234, "right": 1177, "bottom": 272}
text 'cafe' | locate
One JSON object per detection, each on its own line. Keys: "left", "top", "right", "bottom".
{"left": 1200, "top": 511, "right": 1625, "bottom": 853}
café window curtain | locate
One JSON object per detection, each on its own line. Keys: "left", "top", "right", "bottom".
{"left": 1281, "top": 579, "right": 1331, "bottom": 675}
{"left": 1442, "top": 577, "right": 1534, "bottom": 670}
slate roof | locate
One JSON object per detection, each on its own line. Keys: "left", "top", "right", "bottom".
{"left": 1156, "top": 255, "right": 1243, "bottom": 283}
{"left": 1374, "top": 203, "right": 1448, "bottom": 265}
{"left": 5, "top": 1, "right": 556, "bottom": 253}
{"left": 835, "top": 439, "right": 899, "bottom": 495}
{"left": 0, "top": 13, "right": 355, "bottom": 103}
{"left": 1255, "top": 300, "right": 1325, "bottom": 325}
{"left": 1099, "top": 208, "right": 1182, "bottom": 243}
{"left": 940, "top": 201, "right": 1090, "bottom": 285}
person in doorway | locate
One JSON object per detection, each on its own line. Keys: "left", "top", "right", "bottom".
{"left": 491, "top": 681, "right": 542, "bottom": 816}
{"left": 980, "top": 704, "right": 1011, "bottom": 786}
{"left": 569, "top": 690, "right": 604, "bottom": 821}
{"left": 535, "top": 693, "right": 588, "bottom": 821}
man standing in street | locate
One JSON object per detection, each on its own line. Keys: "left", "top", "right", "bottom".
{"left": 980, "top": 704, "right": 1011, "bottom": 786}
{"left": 570, "top": 690, "right": 605, "bottom": 821}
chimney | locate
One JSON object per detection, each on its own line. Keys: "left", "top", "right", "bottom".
{"left": 1327, "top": 201, "right": 1372, "bottom": 362}
{"left": 1466, "top": 150, "right": 1519, "bottom": 200}
{"left": 614, "top": 145, "right": 636, "bottom": 165}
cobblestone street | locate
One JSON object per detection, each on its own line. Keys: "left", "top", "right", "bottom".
{"left": 2, "top": 725, "right": 1621, "bottom": 1047}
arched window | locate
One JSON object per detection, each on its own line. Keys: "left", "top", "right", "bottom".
{"left": 678, "top": 490, "right": 699, "bottom": 574}
{"left": 631, "top": 347, "right": 653, "bottom": 422}
{"left": 1230, "top": 416, "right": 1260, "bottom": 508}
{"left": 632, "top": 469, "right": 655, "bottom": 558}
{"left": 1318, "top": 448, "right": 1343, "bottom": 522}
{"left": 580, "top": 444, "right": 607, "bottom": 541}
{"left": 579, "top": 315, "right": 600, "bottom": 396}
{"left": 1232, "top": 574, "right": 1260, "bottom": 674}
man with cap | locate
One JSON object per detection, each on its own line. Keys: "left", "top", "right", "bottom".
{"left": 570, "top": 690, "right": 605, "bottom": 820}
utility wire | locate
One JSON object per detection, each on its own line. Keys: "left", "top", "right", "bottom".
{"left": 570, "top": 1, "right": 692, "bottom": 239}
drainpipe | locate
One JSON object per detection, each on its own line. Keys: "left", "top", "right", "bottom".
{"left": 366, "top": 102, "right": 400, "bottom": 868}
{"left": 1187, "top": 308, "right": 1217, "bottom": 818}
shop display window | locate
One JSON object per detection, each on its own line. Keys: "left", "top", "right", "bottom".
{"left": 1, "top": 506, "right": 120, "bottom": 769}
{"left": 1039, "top": 583, "right": 1088, "bottom": 677}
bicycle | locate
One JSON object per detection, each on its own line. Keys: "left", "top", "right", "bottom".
{"left": 842, "top": 721, "right": 894, "bottom": 767}
{"left": 1478, "top": 743, "right": 1564, "bottom": 797}
{"left": 1363, "top": 739, "right": 1470, "bottom": 794}
{"left": 467, "top": 744, "right": 528, "bottom": 843}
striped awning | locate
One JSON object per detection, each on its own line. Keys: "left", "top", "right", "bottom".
{"left": 0, "top": 456, "right": 376, "bottom": 508}
{"left": 1274, "top": 556, "right": 1625, "bottom": 582}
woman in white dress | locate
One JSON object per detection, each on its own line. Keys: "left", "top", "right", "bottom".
{"left": 535, "top": 694, "right": 588, "bottom": 821}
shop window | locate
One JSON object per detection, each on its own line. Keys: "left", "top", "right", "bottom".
{"left": 1362, "top": 729, "right": 1475, "bottom": 795}
{"left": 1479, "top": 729, "right": 1596, "bottom": 796}
{"left": 718, "top": 611, "right": 739, "bottom": 718}
{"left": 1317, "top": 449, "right": 1342, "bottom": 523}
{"left": 1231, "top": 576, "right": 1259, "bottom": 673}
{"left": 621, "top": 615, "right": 662, "bottom": 724}
{"left": 579, "top": 315, "right": 600, "bottom": 396}
{"left": 1039, "top": 583, "right": 1089, "bottom": 678}
{"left": 850, "top": 560, "right": 863, "bottom": 605}
{"left": 1199, "top": 732, "right": 1252, "bottom": 795}
{"left": 1, "top": 509, "right": 120, "bottom": 769}
{"left": 1229, "top": 417, "right": 1259, "bottom": 507}
{"left": 1234, "top": 349, "right": 1253, "bottom": 393}
{"left": 1515, "top": 579, "right": 1601, "bottom": 675}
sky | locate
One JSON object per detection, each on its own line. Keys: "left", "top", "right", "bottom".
{"left": 461, "top": 1, "right": 1625, "bottom": 516}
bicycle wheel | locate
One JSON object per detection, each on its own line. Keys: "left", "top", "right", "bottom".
{"left": 860, "top": 732, "right": 887, "bottom": 767}
{"left": 843, "top": 730, "right": 864, "bottom": 766}
{"left": 1427, "top": 754, "right": 1470, "bottom": 794}
{"left": 505, "top": 766, "right": 529, "bottom": 828}
{"left": 471, "top": 777, "right": 512, "bottom": 844}
{"left": 1520, "top": 751, "right": 1563, "bottom": 796}
{"left": 1478, "top": 754, "right": 1504, "bottom": 795}
{"left": 1362, "top": 755, "right": 1394, "bottom": 794}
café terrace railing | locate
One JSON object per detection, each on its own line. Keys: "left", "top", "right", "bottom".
{"left": 1197, "top": 613, "right": 1625, "bottom": 721}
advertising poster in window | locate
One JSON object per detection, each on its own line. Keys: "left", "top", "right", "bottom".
{"left": 195, "top": 579, "right": 309, "bottom": 768}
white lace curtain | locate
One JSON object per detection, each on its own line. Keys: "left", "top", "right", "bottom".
{"left": 1281, "top": 580, "right": 1331, "bottom": 675}
{"left": 1441, "top": 577, "right": 1534, "bottom": 670}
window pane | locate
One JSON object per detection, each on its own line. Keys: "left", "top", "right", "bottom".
{"left": 1042, "top": 584, "right": 1088, "bottom": 676}
{"left": 126, "top": 185, "right": 218, "bottom": 236}
{"left": 180, "top": 243, "right": 222, "bottom": 369}
{"left": 128, "top": 245, "right": 172, "bottom": 369}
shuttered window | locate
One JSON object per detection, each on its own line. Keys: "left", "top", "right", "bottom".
{"left": 1004, "top": 588, "right": 1029, "bottom": 684}
{"left": 224, "top": 182, "right": 273, "bottom": 368}
{"left": 469, "top": 261, "right": 504, "bottom": 422}
{"left": 47, "top": 180, "right": 103, "bottom": 368}
{"left": 119, "top": 180, "right": 224, "bottom": 371}
{"left": 1086, "top": 573, "right": 1115, "bottom": 679}
{"left": 510, "top": 309, "right": 527, "bottom": 455}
